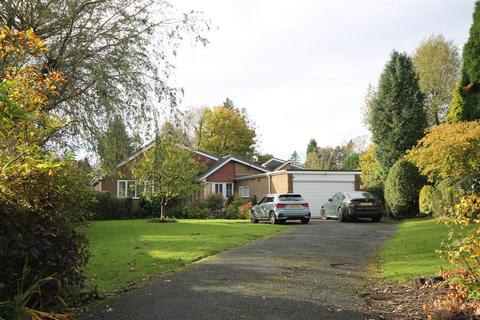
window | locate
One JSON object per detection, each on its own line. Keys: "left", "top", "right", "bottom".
{"left": 214, "top": 183, "right": 223, "bottom": 195}
{"left": 212, "top": 182, "right": 234, "bottom": 198}
{"left": 118, "top": 180, "right": 154, "bottom": 198}
{"left": 118, "top": 180, "right": 127, "bottom": 197}
{"left": 239, "top": 186, "right": 250, "bottom": 198}
{"left": 226, "top": 183, "right": 233, "bottom": 197}
{"left": 279, "top": 194, "right": 304, "bottom": 201}
{"left": 118, "top": 180, "right": 136, "bottom": 198}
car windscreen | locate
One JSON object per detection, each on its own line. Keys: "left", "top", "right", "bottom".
{"left": 346, "top": 192, "right": 376, "bottom": 199}
{"left": 278, "top": 194, "right": 304, "bottom": 201}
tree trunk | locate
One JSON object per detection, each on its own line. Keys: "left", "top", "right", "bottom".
{"left": 160, "top": 205, "right": 165, "bottom": 219}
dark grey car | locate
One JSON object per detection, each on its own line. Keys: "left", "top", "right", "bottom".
{"left": 251, "top": 193, "right": 311, "bottom": 224}
{"left": 320, "top": 191, "right": 383, "bottom": 222}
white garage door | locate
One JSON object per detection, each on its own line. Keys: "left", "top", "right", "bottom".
{"left": 292, "top": 173, "right": 356, "bottom": 218}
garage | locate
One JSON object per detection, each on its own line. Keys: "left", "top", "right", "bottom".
{"left": 291, "top": 171, "right": 361, "bottom": 218}
{"left": 235, "top": 168, "right": 361, "bottom": 218}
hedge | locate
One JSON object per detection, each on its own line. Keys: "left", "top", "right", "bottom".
{"left": 384, "top": 159, "right": 424, "bottom": 218}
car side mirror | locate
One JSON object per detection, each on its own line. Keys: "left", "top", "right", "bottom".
{"left": 328, "top": 198, "right": 332, "bottom": 202}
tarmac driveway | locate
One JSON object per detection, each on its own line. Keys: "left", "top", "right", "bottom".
{"left": 80, "top": 220, "right": 398, "bottom": 320}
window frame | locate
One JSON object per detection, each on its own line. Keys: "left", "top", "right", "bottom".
{"left": 239, "top": 186, "right": 250, "bottom": 198}
{"left": 212, "top": 182, "right": 233, "bottom": 199}
{"left": 117, "top": 180, "right": 154, "bottom": 199}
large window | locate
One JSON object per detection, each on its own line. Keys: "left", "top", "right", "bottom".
{"left": 117, "top": 180, "right": 154, "bottom": 198}
{"left": 212, "top": 182, "right": 234, "bottom": 198}
{"left": 239, "top": 186, "right": 250, "bottom": 198}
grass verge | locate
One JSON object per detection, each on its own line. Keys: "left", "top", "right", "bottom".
{"left": 376, "top": 219, "right": 455, "bottom": 282}
{"left": 83, "top": 219, "right": 285, "bottom": 293}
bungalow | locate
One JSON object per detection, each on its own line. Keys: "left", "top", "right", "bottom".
{"left": 92, "top": 145, "right": 361, "bottom": 218}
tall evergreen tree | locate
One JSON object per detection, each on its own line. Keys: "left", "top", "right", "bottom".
{"left": 369, "top": 51, "right": 427, "bottom": 171}
{"left": 223, "top": 98, "right": 235, "bottom": 109}
{"left": 447, "top": 1, "right": 480, "bottom": 121}
{"left": 289, "top": 151, "right": 301, "bottom": 165}
{"left": 97, "top": 117, "right": 136, "bottom": 175}
{"left": 306, "top": 138, "right": 318, "bottom": 155}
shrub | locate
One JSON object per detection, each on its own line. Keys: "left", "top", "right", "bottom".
{"left": 206, "top": 193, "right": 225, "bottom": 210}
{"left": 0, "top": 205, "right": 89, "bottom": 313}
{"left": 430, "top": 176, "right": 479, "bottom": 217}
{"left": 384, "top": 159, "right": 424, "bottom": 218}
{"left": 225, "top": 196, "right": 243, "bottom": 214}
{"left": 419, "top": 185, "right": 434, "bottom": 215}
{"left": 239, "top": 202, "right": 253, "bottom": 220}
{"left": 90, "top": 192, "right": 133, "bottom": 220}
{"left": 455, "top": 172, "right": 480, "bottom": 196}
{"left": 182, "top": 204, "right": 210, "bottom": 219}
{"left": 406, "top": 121, "right": 480, "bottom": 183}
{"left": 359, "top": 144, "right": 385, "bottom": 201}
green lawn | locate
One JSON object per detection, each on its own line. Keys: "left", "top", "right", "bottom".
{"left": 377, "top": 219, "right": 456, "bottom": 282}
{"left": 83, "top": 219, "right": 285, "bottom": 293}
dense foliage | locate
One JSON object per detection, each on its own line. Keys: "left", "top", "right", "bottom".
{"left": 304, "top": 139, "right": 365, "bottom": 170}
{"left": 368, "top": 51, "right": 427, "bottom": 170}
{"left": 131, "top": 136, "right": 205, "bottom": 218}
{"left": 89, "top": 192, "right": 134, "bottom": 220}
{"left": 446, "top": 2, "right": 480, "bottom": 122}
{"left": 384, "top": 159, "right": 424, "bottom": 218}
{"left": 359, "top": 144, "right": 384, "bottom": 199}
{"left": 97, "top": 117, "right": 139, "bottom": 176}
{"left": 196, "top": 106, "right": 257, "bottom": 161}
{"left": 419, "top": 185, "right": 434, "bottom": 215}
{"left": 412, "top": 34, "right": 461, "bottom": 126}
{"left": 406, "top": 121, "right": 480, "bottom": 183}
{"left": 0, "top": 27, "right": 90, "bottom": 318}
{"left": 0, "top": 0, "right": 208, "bottom": 146}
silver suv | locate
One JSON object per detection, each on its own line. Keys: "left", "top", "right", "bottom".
{"left": 251, "top": 193, "right": 311, "bottom": 224}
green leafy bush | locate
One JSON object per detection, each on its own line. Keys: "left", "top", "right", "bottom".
{"left": 182, "top": 204, "right": 210, "bottom": 219}
{"left": 239, "top": 202, "right": 253, "bottom": 220}
{"left": 0, "top": 205, "right": 89, "bottom": 312}
{"left": 455, "top": 172, "right": 480, "bottom": 196}
{"left": 90, "top": 192, "right": 133, "bottom": 220}
{"left": 206, "top": 193, "right": 225, "bottom": 210}
{"left": 419, "top": 185, "right": 434, "bottom": 215}
{"left": 431, "top": 173, "right": 480, "bottom": 216}
{"left": 225, "top": 196, "right": 244, "bottom": 214}
{"left": 384, "top": 159, "right": 424, "bottom": 218}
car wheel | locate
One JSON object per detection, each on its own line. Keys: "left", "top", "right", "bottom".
{"left": 301, "top": 218, "right": 310, "bottom": 224}
{"left": 269, "top": 211, "right": 277, "bottom": 225}
{"left": 250, "top": 211, "right": 259, "bottom": 223}
{"left": 320, "top": 208, "right": 328, "bottom": 220}
{"left": 337, "top": 207, "right": 346, "bottom": 222}
{"left": 372, "top": 215, "right": 381, "bottom": 222}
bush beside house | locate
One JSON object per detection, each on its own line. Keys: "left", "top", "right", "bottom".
{"left": 384, "top": 159, "right": 424, "bottom": 218}
{"left": 90, "top": 192, "right": 251, "bottom": 220}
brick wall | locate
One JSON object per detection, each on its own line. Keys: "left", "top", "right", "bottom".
{"left": 207, "top": 162, "right": 235, "bottom": 182}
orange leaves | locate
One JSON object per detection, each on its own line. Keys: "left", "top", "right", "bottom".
{"left": 0, "top": 26, "right": 47, "bottom": 60}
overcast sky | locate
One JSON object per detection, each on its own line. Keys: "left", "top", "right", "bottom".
{"left": 169, "top": 0, "right": 474, "bottom": 161}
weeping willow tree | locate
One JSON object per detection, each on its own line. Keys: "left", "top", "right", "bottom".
{"left": 0, "top": 0, "right": 209, "bottom": 149}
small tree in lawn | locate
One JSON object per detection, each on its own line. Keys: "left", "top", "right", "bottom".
{"left": 132, "top": 136, "right": 205, "bottom": 219}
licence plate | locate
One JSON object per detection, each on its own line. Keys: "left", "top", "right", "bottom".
{"left": 360, "top": 202, "right": 373, "bottom": 206}
{"left": 288, "top": 204, "right": 302, "bottom": 208}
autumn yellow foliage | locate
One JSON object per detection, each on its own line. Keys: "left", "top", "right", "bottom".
{"left": 406, "top": 121, "right": 480, "bottom": 183}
